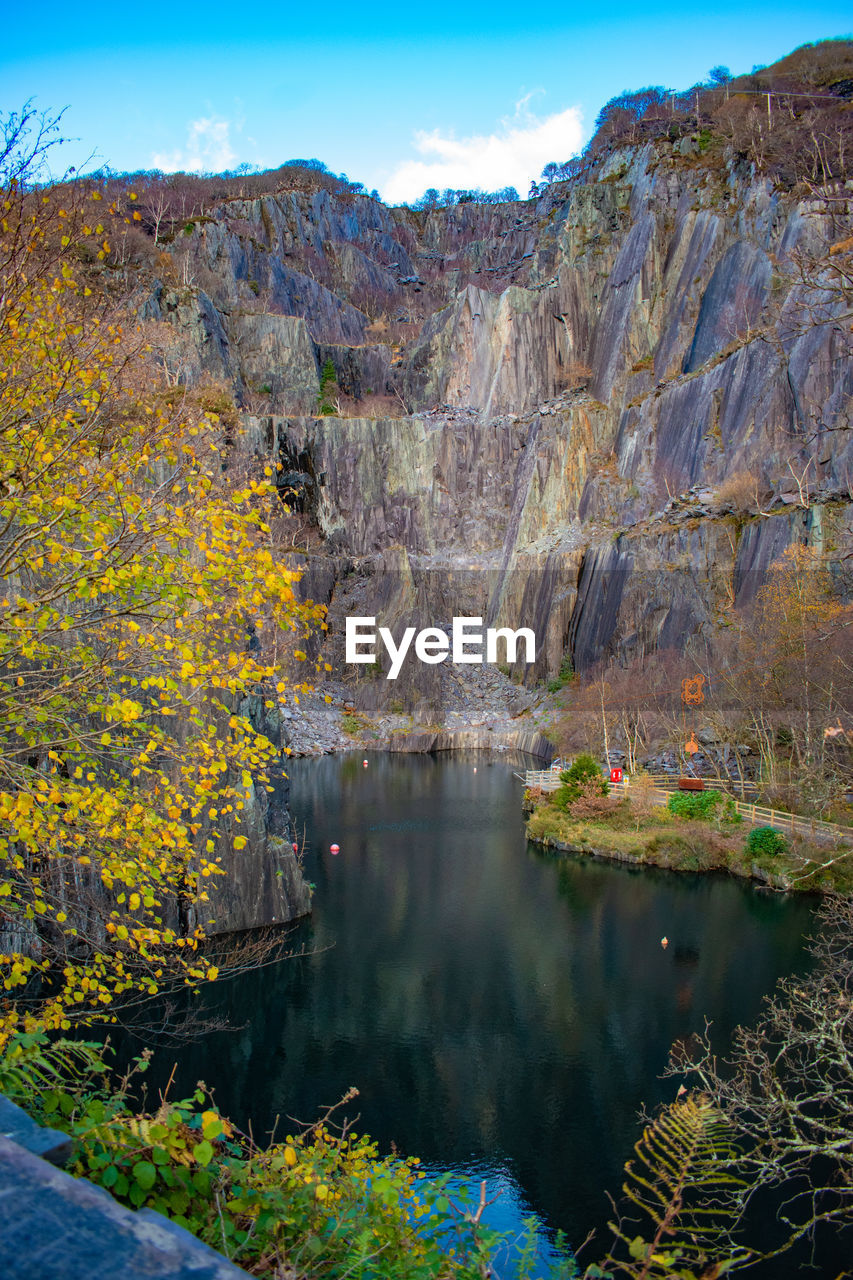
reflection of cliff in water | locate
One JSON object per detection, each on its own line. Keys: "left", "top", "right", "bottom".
{"left": 123, "top": 753, "right": 817, "bottom": 1266}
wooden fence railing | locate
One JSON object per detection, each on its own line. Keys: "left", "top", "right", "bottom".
{"left": 516, "top": 768, "right": 756, "bottom": 798}
{"left": 645, "top": 774, "right": 758, "bottom": 799}
{"left": 516, "top": 767, "right": 565, "bottom": 792}
{"left": 518, "top": 770, "right": 853, "bottom": 843}
{"left": 711, "top": 799, "right": 853, "bottom": 842}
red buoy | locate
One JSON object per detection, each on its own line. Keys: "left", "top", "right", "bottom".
{"left": 363, "top": 759, "right": 368, "bottom": 767}
{"left": 330, "top": 843, "right": 340, "bottom": 855}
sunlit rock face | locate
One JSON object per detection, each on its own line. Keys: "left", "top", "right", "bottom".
{"left": 151, "top": 140, "right": 852, "bottom": 717}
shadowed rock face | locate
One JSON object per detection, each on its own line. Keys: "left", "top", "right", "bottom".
{"left": 198, "top": 695, "right": 312, "bottom": 936}
{"left": 683, "top": 241, "right": 772, "bottom": 373}
{"left": 152, "top": 141, "right": 852, "bottom": 712}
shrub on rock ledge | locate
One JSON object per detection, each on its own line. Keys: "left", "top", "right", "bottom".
{"left": 554, "top": 753, "right": 608, "bottom": 810}
{"left": 667, "top": 790, "right": 723, "bottom": 820}
{"left": 745, "top": 825, "right": 787, "bottom": 857}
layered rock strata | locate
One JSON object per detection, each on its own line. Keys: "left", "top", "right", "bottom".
{"left": 148, "top": 142, "right": 852, "bottom": 723}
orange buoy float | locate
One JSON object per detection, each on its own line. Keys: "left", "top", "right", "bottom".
{"left": 661, "top": 936, "right": 669, "bottom": 949}
{"left": 363, "top": 759, "right": 368, "bottom": 767}
{"left": 330, "top": 843, "right": 340, "bottom": 855}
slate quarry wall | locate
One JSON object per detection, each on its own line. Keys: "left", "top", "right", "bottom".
{"left": 147, "top": 143, "right": 853, "bottom": 719}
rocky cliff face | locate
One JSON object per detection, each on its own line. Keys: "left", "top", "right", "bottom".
{"left": 200, "top": 695, "right": 311, "bottom": 936}
{"left": 147, "top": 137, "right": 853, "bottom": 723}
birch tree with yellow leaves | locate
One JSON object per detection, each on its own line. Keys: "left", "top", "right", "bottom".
{"left": 0, "top": 168, "right": 320, "bottom": 1042}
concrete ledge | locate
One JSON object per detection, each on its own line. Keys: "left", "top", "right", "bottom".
{"left": 0, "top": 1131, "right": 248, "bottom": 1279}
{"left": 0, "top": 1094, "right": 72, "bottom": 1166}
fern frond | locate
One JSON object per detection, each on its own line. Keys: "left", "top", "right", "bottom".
{"left": 0, "top": 1031, "right": 107, "bottom": 1103}
{"left": 601, "top": 1092, "right": 751, "bottom": 1280}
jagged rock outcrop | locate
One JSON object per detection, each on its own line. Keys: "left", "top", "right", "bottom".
{"left": 198, "top": 703, "right": 311, "bottom": 935}
{"left": 150, "top": 126, "right": 853, "bottom": 721}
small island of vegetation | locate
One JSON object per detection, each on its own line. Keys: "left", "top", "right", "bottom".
{"left": 525, "top": 755, "right": 853, "bottom": 894}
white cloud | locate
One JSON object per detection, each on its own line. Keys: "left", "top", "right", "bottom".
{"left": 152, "top": 116, "right": 237, "bottom": 174}
{"left": 513, "top": 88, "right": 545, "bottom": 115}
{"left": 381, "top": 104, "right": 583, "bottom": 204}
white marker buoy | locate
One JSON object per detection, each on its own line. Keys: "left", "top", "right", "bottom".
{"left": 330, "top": 843, "right": 340, "bottom": 855}
{"left": 473, "top": 767, "right": 477, "bottom": 773}
{"left": 363, "top": 759, "right": 368, "bottom": 767}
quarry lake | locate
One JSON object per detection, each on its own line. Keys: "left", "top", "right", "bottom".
{"left": 138, "top": 752, "right": 817, "bottom": 1274}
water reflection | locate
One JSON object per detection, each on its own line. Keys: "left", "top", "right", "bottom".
{"left": 130, "top": 751, "right": 817, "bottom": 1270}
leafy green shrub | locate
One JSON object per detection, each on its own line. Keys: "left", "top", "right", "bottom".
{"left": 745, "top": 825, "right": 787, "bottom": 857}
{"left": 560, "top": 753, "right": 605, "bottom": 788}
{"left": 553, "top": 753, "right": 608, "bottom": 810}
{"left": 546, "top": 655, "right": 575, "bottom": 693}
{"left": 5, "top": 1035, "right": 572, "bottom": 1280}
{"left": 341, "top": 713, "right": 363, "bottom": 735}
{"left": 667, "top": 790, "right": 722, "bottom": 820}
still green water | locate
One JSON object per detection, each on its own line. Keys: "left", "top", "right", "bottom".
{"left": 136, "top": 751, "right": 817, "bottom": 1272}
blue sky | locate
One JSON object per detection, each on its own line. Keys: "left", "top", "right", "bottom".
{"left": 2, "top": 3, "right": 850, "bottom": 202}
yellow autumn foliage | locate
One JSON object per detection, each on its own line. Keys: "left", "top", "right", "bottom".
{"left": 0, "top": 189, "right": 320, "bottom": 1041}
